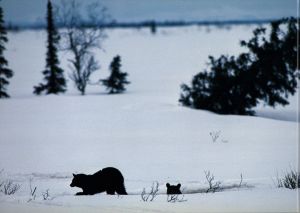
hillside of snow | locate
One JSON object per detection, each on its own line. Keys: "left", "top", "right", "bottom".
{"left": 0, "top": 25, "right": 299, "bottom": 212}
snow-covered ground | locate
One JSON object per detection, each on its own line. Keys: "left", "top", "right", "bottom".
{"left": 0, "top": 25, "right": 299, "bottom": 212}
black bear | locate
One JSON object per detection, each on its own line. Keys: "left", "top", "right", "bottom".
{"left": 166, "top": 183, "right": 182, "bottom": 194}
{"left": 70, "top": 167, "right": 127, "bottom": 195}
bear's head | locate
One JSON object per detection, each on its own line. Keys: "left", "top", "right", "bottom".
{"left": 70, "top": 173, "right": 87, "bottom": 188}
{"left": 166, "top": 183, "right": 182, "bottom": 194}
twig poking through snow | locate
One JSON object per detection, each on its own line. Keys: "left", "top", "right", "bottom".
{"left": 27, "top": 178, "right": 37, "bottom": 202}
{"left": 42, "top": 189, "right": 51, "bottom": 200}
{"left": 141, "top": 181, "right": 159, "bottom": 202}
{"left": 209, "top": 131, "right": 221, "bottom": 143}
{"left": 167, "top": 194, "right": 187, "bottom": 203}
{"left": 238, "top": 173, "right": 243, "bottom": 188}
{"left": 204, "top": 170, "right": 221, "bottom": 193}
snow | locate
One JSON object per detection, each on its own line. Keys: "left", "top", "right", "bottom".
{"left": 0, "top": 25, "right": 299, "bottom": 212}
{"left": 0, "top": 189, "right": 298, "bottom": 213}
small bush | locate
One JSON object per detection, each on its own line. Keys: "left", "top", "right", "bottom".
{"left": 204, "top": 170, "right": 221, "bottom": 193}
{"left": 167, "top": 194, "right": 187, "bottom": 203}
{"left": 0, "top": 170, "right": 21, "bottom": 196}
{"left": 1, "top": 180, "right": 21, "bottom": 195}
{"left": 42, "top": 189, "right": 51, "bottom": 200}
{"left": 275, "top": 169, "right": 299, "bottom": 189}
{"left": 141, "top": 181, "right": 159, "bottom": 202}
{"left": 209, "top": 130, "right": 221, "bottom": 143}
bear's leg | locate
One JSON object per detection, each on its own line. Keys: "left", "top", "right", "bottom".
{"left": 76, "top": 192, "right": 85, "bottom": 195}
{"left": 106, "top": 189, "right": 115, "bottom": 195}
{"left": 116, "top": 185, "right": 127, "bottom": 195}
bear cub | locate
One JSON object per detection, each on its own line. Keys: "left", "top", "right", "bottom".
{"left": 166, "top": 183, "right": 182, "bottom": 194}
{"left": 70, "top": 167, "right": 127, "bottom": 195}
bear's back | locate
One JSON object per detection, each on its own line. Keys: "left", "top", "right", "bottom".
{"left": 94, "top": 167, "right": 122, "bottom": 177}
{"left": 93, "top": 167, "right": 124, "bottom": 183}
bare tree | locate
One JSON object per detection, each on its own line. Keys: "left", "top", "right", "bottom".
{"left": 56, "top": 0, "right": 110, "bottom": 95}
{"left": 204, "top": 170, "right": 221, "bottom": 193}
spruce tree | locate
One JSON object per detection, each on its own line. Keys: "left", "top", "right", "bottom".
{"left": 34, "top": 0, "right": 66, "bottom": 95}
{"left": 240, "top": 18, "right": 299, "bottom": 107}
{"left": 0, "top": 4, "right": 13, "bottom": 98}
{"left": 101, "top": 55, "right": 130, "bottom": 94}
{"left": 180, "top": 18, "right": 299, "bottom": 115}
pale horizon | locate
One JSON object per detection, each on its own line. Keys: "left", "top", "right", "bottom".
{"left": 2, "top": 0, "right": 297, "bottom": 26}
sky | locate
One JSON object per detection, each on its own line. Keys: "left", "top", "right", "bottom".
{"left": 1, "top": 0, "right": 298, "bottom": 25}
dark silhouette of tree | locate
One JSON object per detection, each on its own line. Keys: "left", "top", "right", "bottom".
{"left": 240, "top": 18, "right": 299, "bottom": 107}
{"left": 101, "top": 55, "right": 130, "bottom": 94}
{"left": 180, "top": 55, "right": 257, "bottom": 115}
{"left": 0, "top": 3, "right": 13, "bottom": 98}
{"left": 148, "top": 21, "right": 156, "bottom": 34}
{"left": 34, "top": 0, "right": 66, "bottom": 95}
{"left": 180, "top": 18, "right": 299, "bottom": 115}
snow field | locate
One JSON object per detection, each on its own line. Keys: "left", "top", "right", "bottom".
{"left": 0, "top": 25, "right": 299, "bottom": 212}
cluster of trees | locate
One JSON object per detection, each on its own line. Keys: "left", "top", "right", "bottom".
{"left": 35, "top": 0, "right": 130, "bottom": 96}
{"left": 1, "top": 0, "right": 298, "bottom": 116}
{"left": 180, "top": 18, "right": 299, "bottom": 115}
{"left": 0, "top": 0, "right": 130, "bottom": 99}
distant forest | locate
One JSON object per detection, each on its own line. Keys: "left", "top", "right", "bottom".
{"left": 6, "top": 19, "right": 276, "bottom": 31}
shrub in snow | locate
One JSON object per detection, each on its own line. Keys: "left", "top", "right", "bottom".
{"left": 34, "top": 0, "right": 66, "bottom": 95}
{"left": 0, "top": 4, "right": 13, "bottom": 98}
{"left": 0, "top": 170, "right": 20, "bottom": 195}
{"left": 180, "top": 18, "right": 299, "bottom": 115}
{"left": 27, "top": 177, "right": 37, "bottom": 202}
{"left": 0, "top": 180, "right": 21, "bottom": 195}
{"left": 42, "top": 189, "right": 51, "bottom": 200}
{"left": 101, "top": 55, "right": 130, "bottom": 94}
{"left": 167, "top": 194, "right": 187, "bottom": 203}
{"left": 275, "top": 169, "right": 299, "bottom": 189}
{"left": 141, "top": 181, "right": 159, "bottom": 202}
{"left": 204, "top": 170, "right": 221, "bottom": 193}
{"left": 209, "top": 130, "right": 221, "bottom": 143}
